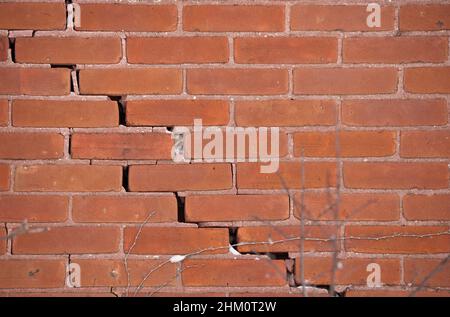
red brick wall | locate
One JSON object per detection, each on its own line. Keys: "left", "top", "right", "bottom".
{"left": 0, "top": 0, "right": 449, "bottom": 297}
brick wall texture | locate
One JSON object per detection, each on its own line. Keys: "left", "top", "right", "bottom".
{"left": 0, "top": 0, "right": 449, "bottom": 297}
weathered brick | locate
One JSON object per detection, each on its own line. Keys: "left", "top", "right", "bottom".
{"left": 183, "top": 5, "right": 284, "bottom": 32}
{"left": 12, "top": 99, "right": 119, "bottom": 128}
{"left": 0, "top": 132, "right": 64, "bottom": 159}
{"left": 403, "top": 194, "right": 450, "bottom": 221}
{"left": 185, "top": 194, "right": 289, "bottom": 222}
{"left": 400, "top": 5, "right": 450, "bottom": 31}
{"left": 0, "top": 100, "right": 8, "bottom": 126}
{"left": 71, "top": 133, "right": 173, "bottom": 160}
{"left": 129, "top": 164, "right": 232, "bottom": 192}
{"left": 0, "top": 260, "right": 66, "bottom": 288}
{"left": 0, "top": 3, "right": 66, "bottom": 30}
{"left": 0, "top": 36, "right": 8, "bottom": 61}
{"left": 404, "top": 258, "right": 450, "bottom": 287}
{"left": 128, "top": 37, "right": 228, "bottom": 64}
{"left": 72, "top": 195, "right": 177, "bottom": 223}
{"left": 123, "top": 227, "right": 229, "bottom": 255}
{"left": 14, "top": 165, "right": 123, "bottom": 192}
{"left": 0, "top": 164, "right": 9, "bottom": 191}
{"left": 401, "top": 130, "right": 450, "bottom": 158}
{"left": 15, "top": 37, "right": 122, "bottom": 64}
{"left": 404, "top": 67, "right": 450, "bottom": 93}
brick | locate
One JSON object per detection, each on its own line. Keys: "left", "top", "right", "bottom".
{"left": 235, "top": 100, "right": 337, "bottom": 127}
{"left": 229, "top": 291, "right": 325, "bottom": 297}
{"left": 400, "top": 5, "right": 450, "bottom": 31}
{"left": 123, "top": 227, "right": 229, "bottom": 255}
{"left": 126, "top": 99, "right": 229, "bottom": 126}
{"left": 346, "top": 289, "right": 450, "bottom": 297}
{"left": 183, "top": 5, "right": 284, "bottom": 32}
{"left": 0, "top": 68, "right": 70, "bottom": 96}
{"left": 0, "top": 100, "right": 8, "bottom": 126}
{"left": 0, "top": 3, "right": 66, "bottom": 30}
{"left": 0, "top": 36, "right": 7, "bottom": 61}
{"left": 343, "top": 162, "right": 449, "bottom": 189}
{"left": 293, "top": 131, "right": 396, "bottom": 157}
{"left": 71, "top": 133, "right": 173, "bottom": 160}
{"left": 0, "top": 291, "right": 116, "bottom": 297}
{"left": 342, "top": 99, "right": 448, "bottom": 127}
{"left": 237, "top": 226, "right": 339, "bottom": 253}
{"left": 15, "top": 37, "right": 122, "bottom": 64}
{"left": 294, "top": 192, "right": 400, "bottom": 221}
{"left": 294, "top": 68, "right": 397, "bottom": 95}
{"left": 182, "top": 259, "right": 287, "bottom": 287}
{"left": 74, "top": 259, "right": 177, "bottom": 287}
{"left": 187, "top": 69, "right": 288, "bottom": 95}
{"left": 0, "top": 133, "right": 64, "bottom": 159}
{"left": 345, "top": 226, "right": 450, "bottom": 254}
{"left": 404, "top": 67, "right": 450, "bottom": 93}
{"left": 72, "top": 195, "right": 177, "bottom": 223}
{"left": 12, "top": 99, "right": 119, "bottom": 128}
{"left": 129, "top": 164, "right": 232, "bottom": 192}
{"left": 75, "top": 4, "right": 177, "bottom": 32}
{"left": 0, "top": 260, "right": 65, "bottom": 288}
{"left": 0, "top": 195, "right": 68, "bottom": 223}
{"left": 235, "top": 37, "right": 337, "bottom": 64}
{"left": 401, "top": 130, "right": 450, "bottom": 158}
{"left": 185, "top": 194, "right": 289, "bottom": 222}
{"left": 13, "top": 226, "right": 120, "bottom": 255}
{"left": 295, "top": 257, "right": 401, "bottom": 286}
{"left": 128, "top": 37, "right": 228, "bottom": 64}
{"left": 291, "top": 5, "right": 395, "bottom": 31}
{"left": 404, "top": 258, "right": 450, "bottom": 287}
{"left": 343, "top": 37, "right": 448, "bottom": 63}
{"left": 79, "top": 69, "right": 182, "bottom": 95}
{"left": 0, "top": 164, "right": 9, "bottom": 191}
{"left": 237, "top": 162, "right": 337, "bottom": 189}
{"left": 14, "top": 165, "right": 122, "bottom": 192}
{"left": 403, "top": 194, "right": 450, "bottom": 221}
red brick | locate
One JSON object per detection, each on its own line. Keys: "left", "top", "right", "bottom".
{"left": 0, "top": 291, "right": 116, "bottom": 297}
{"left": 183, "top": 5, "right": 284, "bottom": 32}
{"left": 128, "top": 37, "right": 228, "bottom": 64}
{"left": 237, "top": 162, "right": 337, "bottom": 189}
{"left": 79, "top": 69, "right": 182, "bottom": 95}
{"left": 182, "top": 259, "right": 287, "bottom": 287}
{"left": 185, "top": 194, "right": 289, "bottom": 222}
{"left": 0, "top": 195, "right": 68, "bottom": 223}
{"left": 237, "top": 226, "right": 339, "bottom": 253}
{"left": 0, "top": 132, "right": 64, "bottom": 159}
{"left": 126, "top": 99, "right": 229, "bottom": 126}
{"left": 229, "top": 291, "right": 325, "bottom": 297}
{"left": 0, "top": 36, "right": 8, "bottom": 61}
{"left": 15, "top": 37, "right": 122, "bottom": 64}
{"left": 75, "top": 4, "right": 177, "bottom": 32}
{"left": 400, "top": 5, "right": 450, "bottom": 31}
{"left": 72, "top": 195, "right": 177, "bottom": 223}
{"left": 0, "top": 68, "right": 70, "bottom": 96}
{"left": 0, "top": 164, "right": 9, "bottom": 191}
{"left": 0, "top": 260, "right": 65, "bottom": 288}
{"left": 0, "top": 227, "right": 5, "bottom": 254}
{"left": 235, "top": 100, "right": 337, "bottom": 127}
{"left": 295, "top": 257, "right": 401, "bottom": 286}
{"left": 294, "top": 68, "right": 397, "bottom": 95}
{"left": 14, "top": 165, "right": 122, "bottom": 192}
{"left": 404, "top": 258, "right": 450, "bottom": 287}
{"left": 74, "top": 259, "right": 177, "bottom": 287}
{"left": 343, "top": 162, "right": 449, "bottom": 189}
{"left": 291, "top": 5, "right": 395, "bottom": 31}
{"left": 343, "top": 37, "right": 448, "bottom": 63}
{"left": 71, "top": 133, "right": 173, "bottom": 160}
{"left": 403, "top": 194, "right": 450, "bottom": 221}
{"left": 342, "top": 99, "right": 448, "bottom": 127}
{"left": 13, "top": 226, "right": 120, "bottom": 255}
{"left": 235, "top": 37, "right": 337, "bottom": 64}
{"left": 401, "top": 130, "right": 450, "bottom": 158}
{"left": 0, "top": 100, "right": 8, "bottom": 126}
{"left": 0, "top": 3, "right": 66, "bottom": 30}
{"left": 12, "top": 99, "right": 119, "bottom": 128}
{"left": 129, "top": 164, "right": 232, "bottom": 192}
{"left": 187, "top": 69, "right": 288, "bottom": 95}
{"left": 151, "top": 292, "right": 227, "bottom": 297}
{"left": 345, "top": 226, "right": 450, "bottom": 254}
{"left": 293, "top": 131, "right": 396, "bottom": 157}
{"left": 123, "top": 227, "right": 229, "bottom": 255}
{"left": 294, "top": 192, "right": 400, "bottom": 221}
{"left": 347, "top": 289, "right": 450, "bottom": 297}
{"left": 404, "top": 67, "right": 450, "bottom": 93}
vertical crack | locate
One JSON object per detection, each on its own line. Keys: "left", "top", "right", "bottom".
{"left": 175, "top": 193, "right": 185, "bottom": 222}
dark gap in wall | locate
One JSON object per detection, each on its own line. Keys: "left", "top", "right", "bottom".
{"left": 266, "top": 252, "right": 290, "bottom": 260}
{"left": 122, "top": 166, "right": 129, "bottom": 192}
{"left": 229, "top": 227, "right": 238, "bottom": 246}
{"left": 67, "top": 132, "right": 73, "bottom": 158}
{"left": 8, "top": 37, "right": 15, "bottom": 62}
{"left": 175, "top": 193, "right": 185, "bottom": 222}
{"left": 166, "top": 126, "right": 174, "bottom": 132}
{"left": 50, "top": 64, "right": 75, "bottom": 69}
{"left": 109, "top": 96, "right": 126, "bottom": 126}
